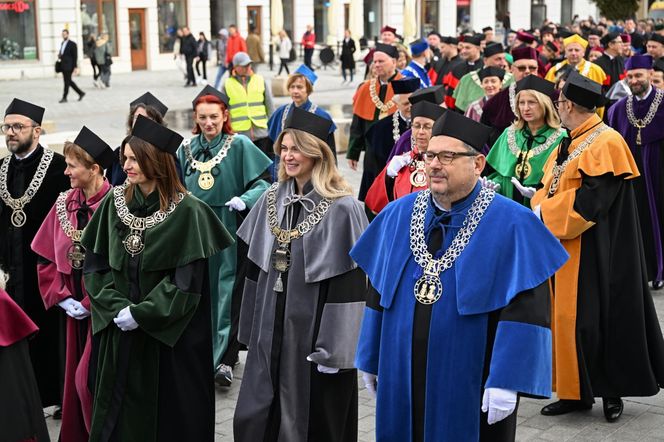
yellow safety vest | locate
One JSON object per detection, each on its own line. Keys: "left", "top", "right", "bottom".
{"left": 225, "top": 75, "right": 269, "bottom": 132}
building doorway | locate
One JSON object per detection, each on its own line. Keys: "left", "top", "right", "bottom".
{"left": 128, "top": 8, "right": 147, "bottom": 70}
{"left": 247, "top": 6, "right": 262, "bottom": 35}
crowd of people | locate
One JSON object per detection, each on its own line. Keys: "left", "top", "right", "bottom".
{"left": 3, "top": 14, "right": 664, "bottom": 442}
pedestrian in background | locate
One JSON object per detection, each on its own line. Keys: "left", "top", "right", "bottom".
{"left": 301, "top": 24, "right": 316, "bottom": 69}
{"left": 196, "top": 31, "right": 211, "bottom": 82}
{"left": 58, "top": 29, "right": 85, "bottom": 103}
{"left": 180, "top": 26, "right": 198, "bottom": 87}
{"left": 226, "top": 24, "right": 247, "bottom": 72}
{"left": 173, "top": 28, "right": 187, "bottom": 80}
{"left": 93, "top": 33, "right": 112, "bottom": 88}
{"left": 277, "top": 30, "right": 292, "bottom": 76}
{"left": 85, "top": 34, "right": 99, "bottom": 86}
{"left": 246, "top": 26, "right": 265, "bottom": 71}
{"left": 340, "top": 29, "right": 356, "bottom": 83}
{"left": 214, "top": 29, "right": 229, "bottom": 89}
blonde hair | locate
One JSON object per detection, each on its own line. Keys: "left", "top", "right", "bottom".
{"left": 513, "top": 89, "right": 561, "bottom": 130}
{"left": 0, "top": 268, "right": 8, "bottom": 291}
{"left": 274, "top": 129, "right": 353, "bottom": 199}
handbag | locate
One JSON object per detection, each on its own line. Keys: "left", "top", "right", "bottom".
{"left": 55, "top": 60, "right": 62, "bottom": 73}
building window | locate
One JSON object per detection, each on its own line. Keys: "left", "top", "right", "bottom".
{"left": 0, "top": 0, "right": 38, "bottom": 60}
{"left": 158, "top": 0, "right": 187, "bottom": 53}
{"left": 81, "top": 0, "right": 118, "bottom": 56}
{"left": 421, "top": 0, "right": 439, "bottom": 35}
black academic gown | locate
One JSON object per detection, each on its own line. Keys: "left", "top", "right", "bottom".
{"left": 365, "top": 112, "right": 409, "bottom": 187}
{"left": 0, "top": 144, "right": 69, "bottom": 407}
{"left": 431, "top": 55, "right": 463, "bottom": 86}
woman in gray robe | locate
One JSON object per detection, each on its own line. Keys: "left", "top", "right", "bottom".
{"left": 233, "top": 107, "right": 368, "bottom": 442}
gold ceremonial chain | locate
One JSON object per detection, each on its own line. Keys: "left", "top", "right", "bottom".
{"left": 183, "top": 134, "right": 235, "bottom": 190}
{"left": 266, "top": 183, "right": 333, "bottom": 292}
{"left": 626, "top": 88, "right": 663, "bottom": 145}
{"left": 55, "top": 189, "right": 86, "bottom": 269}
{"left": 548, "top": 124, "right": 610, "bottom": 196}
{"left": 0, "top": 147, "right": 54, "bottom": 227}
{"left": 369, "top": 78, "right": 396, "bottom": 117}
{"left": 113, "top": 183, "right": 185, "bottom": 257}
{"left": 507, "top": 127, "right": 564, "bottom": 180}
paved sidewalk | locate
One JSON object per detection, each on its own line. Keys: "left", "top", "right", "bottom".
{"left": 3, "top": 67, "right": 664, "bottom": 442}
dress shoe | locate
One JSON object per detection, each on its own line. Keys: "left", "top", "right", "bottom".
{"left": 541, "top": 399, "right": 592, "bottom": 416}
{"left": 78, "top": 92, "right": 85, "bottom": 101}
{"left": 653, "top": 280, "right": 664, "bottom": 290}
{"left": 602, "top": 397, "right": 623, "bottom": 422}
{"left": 59, "top": 98, "right": 67, "bottom": 103}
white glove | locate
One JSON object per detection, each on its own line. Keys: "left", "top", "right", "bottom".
{"left": 479, "top": 177, "right": 501, "bottom": 192}
{"left": 532, "top": 204, "right": 542, "bottom": 220}
{"left": 58, "top": 298, "right": 90, "bottom": 319}
{"left": 361, "top": 371, "right": 378, "bottom": 398}
{"left": 386, "top": 153, "right": 412, "bottom": 178}
{"left": 481, "top": 388, "right": 517, "bottom": 425}
{"left": 225, "top": 196, "right": 247, "bottom": 212}
{"left": 316, "top": 364, "right": 340, "bottom": 374}
{"left": 511, "top": 177, "right": 536, "bottom": 199}
{"left": 113, "top": 306, "right": 139, "bottom": 331}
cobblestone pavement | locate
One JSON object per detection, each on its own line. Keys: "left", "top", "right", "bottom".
{"left": 3, "top": 64, "right": 664, "bottom": 442}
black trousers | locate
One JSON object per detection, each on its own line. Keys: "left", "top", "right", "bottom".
{"left": 278, "top": 58, "right": 290, "bottom": 75}
{"left": 304, "top": 48, "right": 314, "bottom": 68}
{"left": 185, "top": 55, "right": 196, "bottom": 85}
{"left": 62, "top": 70, "right": 84, "bottom": 99}
{"left": 196, "top": 59, "right": 208, "bottom": 79}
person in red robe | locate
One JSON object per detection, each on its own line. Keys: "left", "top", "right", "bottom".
{"left": 31, "top": 126, "right": 115, "bottom": 442}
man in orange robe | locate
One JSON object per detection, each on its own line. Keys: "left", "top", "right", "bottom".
{"left": 532, "top": 71, "right": 664, "bottom": 422}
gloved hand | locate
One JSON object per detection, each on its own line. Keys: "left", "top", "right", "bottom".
{"left": 316, "top": 364, "right": 340, "bottom": 374}
{"left": 532, "top": 204, "right": 542, "bottom": 220}
{"left": 58, "top": 298, "right": 90, "bottom": 319}
{"left": 225, "top": 196, "right": 247, "bottom": 212}
{"left": 113, "top": 306, "right": 139, "bottom": 331}
{"left": 386, "top": 153, "right": 412, "bottom": 178}
{"left": 70, "top": 300, "right": 90, "bottom": 320}
{"left": 481, "top": 387, "right": 517, "bottom": 425}
{"left": 479, "top": 177, "right": 501, "bottom": 192}
{"left": 361, "top": 371, "right": 378, "bottom": 399}
{"left": 511, "top": 177, "right": 536, "bottom": 199}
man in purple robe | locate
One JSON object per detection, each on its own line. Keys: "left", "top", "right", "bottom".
{"left": 480, "top": 46, "right": 540, "bottom": 146}
{"left": 608, "top": 54, "right": 664, "bottom": 289}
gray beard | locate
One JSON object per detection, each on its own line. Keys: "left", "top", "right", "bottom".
{"left": 630, "top": 82, "right": 649, "bottom": 97}
{"left": 7, "top": 136, "right": 33, "bottom": 156}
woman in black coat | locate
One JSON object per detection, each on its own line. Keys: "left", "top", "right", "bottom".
{"left": 340, "top": 29, "right": 356, "bottom": 83}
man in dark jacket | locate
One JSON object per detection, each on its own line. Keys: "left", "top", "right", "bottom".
{"left": 58, "top": 29, "right": 85, "bottom": 103}
{"left": 181, "top": 27, "right": 198, "bottom": 87}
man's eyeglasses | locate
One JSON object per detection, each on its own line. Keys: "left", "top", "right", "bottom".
{"left": 423, "top": 150, "right": 478, "bottom": 165}
{"left": 553, "top": 99, "right": 567, "bottom": 109}
{"left": 412, "top": 123, "right": 433, "bottom": 131}
{"left": 1, "top": 123, "right": 37, "bottom": 134}
{"left": 515, "top": 65, "right": 539, "bottom": 72}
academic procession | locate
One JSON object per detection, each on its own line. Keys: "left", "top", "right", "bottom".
{"left": 4, "top": 14, "right": 664, "bottom": 442}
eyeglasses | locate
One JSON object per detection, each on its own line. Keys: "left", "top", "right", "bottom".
{"left": 553, "top": 99, "right": 567, "bottom": 109}
{"left": 1, "top": 123, "right": 37, "bottom": 134}
{"left": 412, "top": 123, "right": 433, "bottom": 131}
{"left": 515, "top": 65, "right": 539, "bottom": 72}
{"left": 423, "top": 150, "right": 478, "bottom": 165}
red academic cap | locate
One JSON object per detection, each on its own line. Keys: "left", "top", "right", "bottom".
{"left": 516, "top": 31, "right": 536, "bottom": 44}
{"left": 381, "top": 25, "right": 397, "bottom": 35}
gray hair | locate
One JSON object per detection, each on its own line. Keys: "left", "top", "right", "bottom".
{"left": 0, "top": 269, "right": 8, "bottom": 291}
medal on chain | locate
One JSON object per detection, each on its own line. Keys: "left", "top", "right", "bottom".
{"left": 56, "top": 190, "right": 87, "bottom": 269}
{"left": 626, "top": 89, "right": 663, "bottom": 146}
{"left": 183, "top": 134, "right": 235, "bottom": 191}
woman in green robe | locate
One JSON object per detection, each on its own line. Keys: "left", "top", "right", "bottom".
{"left": 177, "top": 85, "right": 271, "bottom": 386}
{"left": 486, "top": 75, "right": 566, "bottom": 207}
{"left": 82, "top": 115, "right": 233, "bottom": 442}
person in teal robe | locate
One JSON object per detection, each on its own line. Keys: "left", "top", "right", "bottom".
{"left": 82, "top": 115, "right": 233, "bottom": 442}
{"left": 178, "top": 85, "right": 271, "bottom": 386}
{"left": 486, "top": 75, "right": 565, "bottom": 207}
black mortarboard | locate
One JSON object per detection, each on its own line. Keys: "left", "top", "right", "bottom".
{"left": 5, "top": 98, "right": 45, "bottom": 124}
{"left": 654, "top": 58, "right": 664, "bottom": 73}
{"left": 391, "top": 77, "right": 420, "bottom": 94}
{"left": 374, "top": 43, "right": 399, "bottom": 59}
{"left": 443, "top": 36, "right": 459, "bottom": 45}
{"left": 408, "top": 85, "right": 445, "bottom": 105}
{"left": 463, "top": 35, "right": 483, "bottom": 46}
{"left": 515, "top": 75, "right": 555, "bottom": 97}
{"left": 588, "top": 29, "right": 602, "bottom": 37}
{"left": 283, "top": 106, "right": 332, "bottom": 143}
{"left": 130, "top": 92, "right": 168, "bottom": 117}
{"left": 192, "top": 85, "right": 230, "bottom": 109}
{"left": 656, "top": 24, "right": 664, "bottom": 31}
{"left": 73, "top": 126, "right": 115, "bottom": 169}
{"left": 557, "top": 29, "right": 574, "bottom": 39}
{"left": 131, "top": 115, "right": 183, "bottom": 155}
{"left": 411, "top": 101, "right": 446, "bottom": 121}
{"left": 562, "top": 71, "right": 604, "bottom": 109}
{"left": 648, "top": 33, "right": 664, "bottom": 46}
{"left": 600, "top": 31, "right": 621, "bottom": 47}
{"left": 483, "top": 42, "right": 504, "bottom": 58}
{"left": 478, "top": 66, "right": 505, "bottom": 81}
{"left": 431, "top": 112, "right": 491, "bottom": 151}
{"left": 545, "top": 41, "right": 559, "bottom": 53}
{"left": 482, "top": 26, "right": 493, "bottom": 32}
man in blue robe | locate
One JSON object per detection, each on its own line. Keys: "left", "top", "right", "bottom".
{"left": 351, "top": 111, "right": 569, "bottom": 441}
{"left": 402, "top": 39, "right": 432, "bottom": 89}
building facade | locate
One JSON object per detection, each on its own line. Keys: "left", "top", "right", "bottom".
{"left": 1, "top": 0, "right": 605, "bottom": 79}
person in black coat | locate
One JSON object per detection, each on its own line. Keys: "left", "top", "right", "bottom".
{"left": 340, "top": 29, "right": 356, "bottom": 83}
{"left": 180, "top": 27, "right": 198, "bottom": 87}
{"left": 58, "top": 29, "right": 85, "bottom": 103}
